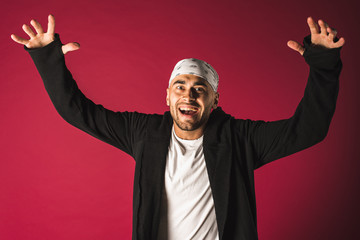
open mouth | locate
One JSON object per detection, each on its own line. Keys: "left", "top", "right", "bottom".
{"left": 179, "top": 106, "right": 199, "bottom": 116}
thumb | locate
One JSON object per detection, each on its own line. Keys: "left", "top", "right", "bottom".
{"left": 287, "top": 40, "right": 305, "bottom": 55}
{"left": 62, "top": 42, "right": 80, "bottom": 55}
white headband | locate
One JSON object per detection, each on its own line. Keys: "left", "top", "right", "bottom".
{"left": 169, "top": 58, "right": 219, "bottom": 92}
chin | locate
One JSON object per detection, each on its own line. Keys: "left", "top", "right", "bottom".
{"left": 170, "top": 105, "right": 208, "bottom": 132}
{"left": 174, "top": 118, "right": 205, "bottom": 132}
{"left": 175, "top": 123, "right": 198, "bottom": 131}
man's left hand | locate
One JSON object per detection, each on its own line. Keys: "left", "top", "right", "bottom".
{"left": 287, "top": 17, "right": 345, "bottom": 55}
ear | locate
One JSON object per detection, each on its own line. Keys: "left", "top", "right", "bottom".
{"left": 213, "top": 92, "right": 219, "bottom": 109}
{"left": 166, "top": 88, "right": 170, "bottom": 106}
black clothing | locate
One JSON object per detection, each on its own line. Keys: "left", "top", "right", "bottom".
{"left": 26, "top": 35, "right": 342, "bottom": 240}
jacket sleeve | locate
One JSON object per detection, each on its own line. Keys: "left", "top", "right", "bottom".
{"left": 26, "top": 34, "right": 147, "bottom": 157}
{"left": 249, "top": 35, "right": 342, "bottom": 169}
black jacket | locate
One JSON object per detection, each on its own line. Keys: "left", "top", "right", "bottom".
{"left": 26, "top": 35, "right": 342, "bottom": 240}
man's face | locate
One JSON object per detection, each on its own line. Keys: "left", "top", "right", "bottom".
{"left": 166, "top": 74, "right": 219, "bottom": 135}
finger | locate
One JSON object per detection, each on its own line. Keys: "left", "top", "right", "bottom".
{"left": 47, "top": 14, "right": 55, "bottom": 35}
{"left": 30, "top": 19, "right": 44, "bottom": 34}
{"left": 22, "top": 24, "right": 36, "bottom": 38}
{"left": 287, "top": 40, "right": 305, "bottom": 55}
{"left": 61, "top": 42, "right": 80, "bottom": 54}
{"left": 327, "top": 27, "right": 337, "bottom": 40}
{"left": 318, "top": 19, "right": 328, "bottom": 35}
{"left": 10, "top": 34, "right": 29, "bottom": 45}
{"left": 333, "top": 37, "right": 345, "bottom": 48}
{"left": 327, "top": 27, "right": 337, "bottom": 36}
{"left": 307, "top": 17, "right": 319, "bottom": 35}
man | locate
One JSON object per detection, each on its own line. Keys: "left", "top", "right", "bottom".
{"left": 11, "top": 15, "right": 344, "bottom": 240}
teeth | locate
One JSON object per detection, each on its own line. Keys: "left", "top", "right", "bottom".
{"left": 179, "top": 107, "right": 197, "bottom": 111}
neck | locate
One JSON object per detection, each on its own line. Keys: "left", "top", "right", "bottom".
{"left": 173, "top": 123, "right": 205, "bottom": 140}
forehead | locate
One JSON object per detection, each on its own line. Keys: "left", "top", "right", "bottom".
{"left": 169, "top": 74, "right": 209, "bottom": 87}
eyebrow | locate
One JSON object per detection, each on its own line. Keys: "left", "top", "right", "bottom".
{"left": 173, "top": 80, "right": 208, "bottom": 87}
{"left": 173, "top": 80, "right": 185, "bottom": 85}
{"left": 194, "top": 81, "right": 207, "bottom": 87}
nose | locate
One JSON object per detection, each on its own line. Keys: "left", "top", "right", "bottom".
{"left": 182, "top": 88, "right": 196, "bottom": 102}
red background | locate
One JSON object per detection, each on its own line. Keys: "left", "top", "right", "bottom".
{"left": 1, "top": 0, "right": 359, "bottom": 239}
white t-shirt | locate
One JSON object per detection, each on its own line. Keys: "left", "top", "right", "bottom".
{"left": 157, "top": 128, "right": 219, "bottom": 240}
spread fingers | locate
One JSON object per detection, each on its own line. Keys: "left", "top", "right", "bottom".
{"left": 30, "top": 19, "right": 44, "bottom": 34}
{"left": 22, "top": 24, "right": 36, "bottom": 38}
{"left": 11, "top": 34, "right": 29, "bottom": 45}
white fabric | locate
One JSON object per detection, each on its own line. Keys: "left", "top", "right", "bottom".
{"left": 169, "top": 58, "right": 219, "bottom": 92}
{"left": 157, "top": 128, "right": 219, "bottom": 240}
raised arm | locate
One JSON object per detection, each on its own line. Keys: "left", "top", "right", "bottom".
{"left": 249, "top": 17, "right": 344, "bottom": 169}
{"left": 11, "top": 15, "right": 148, "bottom": 157}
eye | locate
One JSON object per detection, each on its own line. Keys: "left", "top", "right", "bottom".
{"left": 195, "top": 87, "right": 205, "bottom": 92}
{"left": 176, "top": 85, "right": 184, "bottom": 90}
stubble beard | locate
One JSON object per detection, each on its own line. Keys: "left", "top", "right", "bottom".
{"left": 174, "top": 116, "right": 203, "bottom": 131}
{"left": 170, "top": 104, "right": 208, "bottom": 132}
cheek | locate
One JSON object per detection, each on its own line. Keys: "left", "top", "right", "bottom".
{"left": 169, "top": 93, "right": 181, "bottom": 104}
{"left": 201, "top": 95, "right": 214, "bottom": 108}
{"left": 168, "top": 96, "right": 177, "bottom": 109}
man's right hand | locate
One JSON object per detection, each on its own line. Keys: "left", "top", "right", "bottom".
{"left": 11, "top": 14, "right": 80, "bottom": 55}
